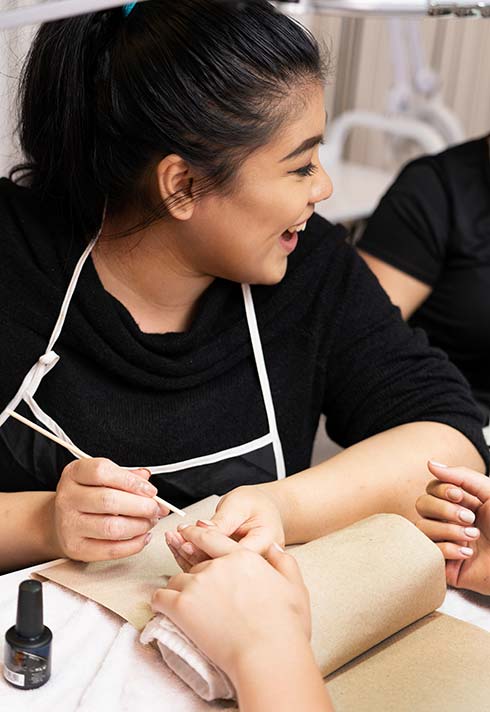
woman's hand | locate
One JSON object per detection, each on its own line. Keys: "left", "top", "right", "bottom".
{"left": 165, "top": 485, "right": 285, "bottom": 571}
{"left": 152, "top": 525, "right": 311, "bottom": 680}
{"left": 416, "top": 461, "right": 490, "bottom": 595}
{"left": 53, "top": 458, "right": 169, "bottom": 561}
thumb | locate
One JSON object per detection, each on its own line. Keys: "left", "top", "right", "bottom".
{"left": 210, "top": 504, "right": 249, "bottom": 538}
{"left": 238, "top": 526, "right": 274, "bottom": 554}
{"left": 266, "top": 543, "right": 305, "bottom": 586}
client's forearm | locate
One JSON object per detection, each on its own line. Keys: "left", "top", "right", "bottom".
{"left": 233, "top": 637, "right": 333, "bottom": 712}
{"left": 0, "top": 491, "right": 60, "bottom": 572}
{"left": 260, "top": 422, "right": 484, "bottom": 545}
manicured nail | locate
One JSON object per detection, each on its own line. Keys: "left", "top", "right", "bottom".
{"left": 460, "top": 547, "right": 473, "bottom": 557}
{"left": 464, "top": 527, "right": 479, "bottom": 538}
{"left": 429, "top": 460, "right": 448, "bottom": 468}
{"left": 447, "top": 488, "right": 462, "bottom": 501}
{"left": 181, "top": 542, "right": 194, "bottom": 556}
{"left": 178, "top": 523, "right": 191, "bottom": 531}
{"left": 458, "top": 509, "right": 475, "bottom": 524}
{"left": 197, "top": 519, "right": 215, "bottom": 527}
{"left": 272, "top": 542, "right": 284, "bottom": 552}
{"left": 144, "top": 532, "right": 153, "bottom": 546}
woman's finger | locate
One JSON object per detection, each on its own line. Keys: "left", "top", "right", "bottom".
{"left": 176, "top": 523, "right": 240, "bottom": 558}
{"left": 427, "top": 462, "right": 490, "bottom": 502}
{"left": 166, "top": 572, "right": 194, "bottom": 592}
{"left": 266, "top": 543, "right": 305, "bottom": 587}
{"left": 416, "top": 493, "right": 476, "bottom": 526}
{"left": 66, "top": 458, "right": 158, "bottom": 497}
{"left": 74, "top": 484, "right": 160, "bottom": 519}
{"left": 77, "top": 513, "right": 153, "bottom": 540}
{"left": 436, "top": 541, "right": 475, "bottom": 561}
{"left": 165, "top": 533, "right": 194, "bottom": 572}
{"left": 425, "top": 480, "right": 482, "bottom": 511}
{"left": 416, "top": 517, "right": 480, "bottom": 544}
{"left": 74, "top": 531, "right": 152, "bottom": 562}
{"left": 151, "top": 588, "right": 180, "bottom": 615}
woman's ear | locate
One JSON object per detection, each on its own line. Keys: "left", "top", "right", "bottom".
{"left": 156, "top": 155, "right": 195, "bottom": 220}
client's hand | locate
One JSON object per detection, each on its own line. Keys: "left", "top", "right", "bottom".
{"left": 166, "top": 485, "right": 285, "bottom": 571}
{"left": 152, "top": 525, "right": 311, "bottom": 681}
{"left": 416, "top": 461, "right": 490, "bottom": 595}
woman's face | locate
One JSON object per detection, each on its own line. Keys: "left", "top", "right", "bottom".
{"left": 179, "top": 83, "right": 333, "bottom": 285}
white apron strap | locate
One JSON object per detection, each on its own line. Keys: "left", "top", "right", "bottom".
{"left": 241, "top": 284, "right": 286, "bottom": 479}
{"left": 0, "top": 237, "right": 98, "bottom": 428}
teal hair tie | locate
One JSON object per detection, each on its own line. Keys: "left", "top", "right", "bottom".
{"left": 123, "top": 2, "right": 136, "bottom": 16}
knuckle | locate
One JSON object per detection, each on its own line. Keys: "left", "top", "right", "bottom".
{"left": 92, "top": 459, "right": 113, "bottom": 485}
{"left": 101, "top": 489, "right": 118, "bottom": 513}
{"left": 103, "top": 516, "right": 122, "bottom": 540}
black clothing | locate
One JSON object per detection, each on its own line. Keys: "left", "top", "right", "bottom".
{"left": 358, "top": 137, "right": 490, "bottom": 415}
{"left": 0, "top": 177, "right": 487, "bottom": 507}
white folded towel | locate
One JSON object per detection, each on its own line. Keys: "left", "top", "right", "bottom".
{"left": 140, "top": 615, "right": 236, "bottom": 702}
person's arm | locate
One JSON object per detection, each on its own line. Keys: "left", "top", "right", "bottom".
{"left": 357, "top": 249, "right": 432, "bottom": 320}
{"left": 261, "top": 420, "right": 484, "bottom": 545}
{"left": 0, "top": 491, "right": 59, "bottom": 572}
{"left": 153, "top": 525, "right": 333, "bottom": 712}
{"left": 356, "top": 159, "right": 450, "bottom": 319}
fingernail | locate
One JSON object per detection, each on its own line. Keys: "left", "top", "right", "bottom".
{"left": 464, "top": 527, "right": 479, "bottom": 538}
{"left": 447, "top": 488, "right": 462, "bottom": 501}
{"left": 460, "top": 547, "right": 473, "bottom": 557}
{"left": 140, "top": 481, "right": 157, "bottom": 496}
{"left": 181, "top": 542, "right": 194, "bottom": 556}
{"left": 429, "top": 460, "right": 448, "bottom": 468}
{"left": 197, "top": 519, "right": 215, "bottom": 527}
{"left": 272, "top": 542, "right": 284, "bottom": 552}
{"left": 177, "top": 523, "right": 191, "bottom": 531}
{"left": 144, "top": 532, "right": 153, "bottom": 546}
{"left": 458, "top": 509, "right": 475, "bottom": 524}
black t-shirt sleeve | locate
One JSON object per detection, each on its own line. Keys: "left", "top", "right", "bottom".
{"left": 358, "top": 161, "right": 451, "bottom": 286}
{"left": 323, "top": 248, "right": 489, "bottom": 470}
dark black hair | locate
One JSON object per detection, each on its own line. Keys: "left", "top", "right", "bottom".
{"left": 12, "top": 0, "right": 326, "bottom": 238}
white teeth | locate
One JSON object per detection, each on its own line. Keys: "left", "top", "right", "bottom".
{"left": 286, "top": 221, "right": 307, "bottom": 234}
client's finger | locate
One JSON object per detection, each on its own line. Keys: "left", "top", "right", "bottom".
{"left": 151, "top": 587, "right": 179, "bottom": 614}
{"left": 266, "top": 543, "right": 305, "bottom": 587}
{"left": 166, "top": 572, "right": 194, "bottom": 592}
{"left": 177, "top": 523, "right": 239, "bottom": 558}
{"left": 416, "top": 518, "right": 480, "bottom": 544}
{"left": 426, "top": 480, "right": 482, "bottom": 511}
{"left": 416, "top": 493, "right": 476, "bottom": 526}
{"left": 427, "top": 462, "right": 490, "bottom": 503}
{"left": 437, "top": 541, "right": 474, "bottom": 561}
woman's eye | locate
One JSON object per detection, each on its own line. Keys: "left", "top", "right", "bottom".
{"left": 290, "top": 163, "right": 319, "bottom": 177}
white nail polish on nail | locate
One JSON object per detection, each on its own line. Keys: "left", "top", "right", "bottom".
{"left": 460, "top": 547, "right": 473, "bottom": 556}
{"left": 178, "top": 523, "right": 191, "bottom": 530}
{"left": 464, "top": 527, "right": 479, "bottom": 538}
{"left": 459, "top": 510, "right": 475, "bottom": 524}
{"left": 273, "top": 542, "right": 284, "bottom": 552}
{"left": 429, "top": 460, "right": 448, "bottom": 468}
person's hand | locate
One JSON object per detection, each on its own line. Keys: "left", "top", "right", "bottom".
{"left": 165, "top": 485, "right": 284, "bottom": 571}
{"left": 152, "top": 524, "right": 311, "bottom": 680}
{"left": 53, "top": 458, "right": 169, "bottom": 561}
{"left": 416, "top": 461, "right": 490, "bottom": 595}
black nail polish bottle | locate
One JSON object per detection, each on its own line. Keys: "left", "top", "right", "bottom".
{"left": 4, "top": 580, "right": 52, "bottom": 689}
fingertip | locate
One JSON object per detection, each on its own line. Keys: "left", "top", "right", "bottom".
{"left": 428, "top": 460, "right": 449, "bottom": 471}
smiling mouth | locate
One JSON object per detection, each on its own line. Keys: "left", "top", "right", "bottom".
{"left": 281, "top": 220, "right": 308, "bottom": 241}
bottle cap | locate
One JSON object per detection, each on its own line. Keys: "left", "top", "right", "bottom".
{"left": 15, "top": 580, "right": 44, "bottom": 639}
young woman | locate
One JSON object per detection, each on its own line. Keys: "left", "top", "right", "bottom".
{"left": 0, "top": 0, "right": 487, "bottom": 574}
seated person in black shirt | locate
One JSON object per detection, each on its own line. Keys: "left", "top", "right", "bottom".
{"left": 357, "top": 136, "right": 490, "bottom": 425}
{"left": 0, "top": 2, "right": 487, "bottom": 574}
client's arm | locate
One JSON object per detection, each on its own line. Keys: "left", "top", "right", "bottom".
{"left": 153, "top": 525, "right": 333, "bottom": 712}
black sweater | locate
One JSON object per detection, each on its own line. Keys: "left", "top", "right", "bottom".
{"left": 0, "top": 178, "right": 487, "bottom": 506}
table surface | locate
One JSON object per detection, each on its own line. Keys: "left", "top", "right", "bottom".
{"left": 1, "top": 561, "right": 490, "bottom": 712}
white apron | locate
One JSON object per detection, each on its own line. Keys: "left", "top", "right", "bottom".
{"left": 0, "top": 234, "right": 286, "bottom": 489}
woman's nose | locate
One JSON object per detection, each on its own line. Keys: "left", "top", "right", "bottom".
{"left": 311, "top": 165, "right": 333, "bottom": 204}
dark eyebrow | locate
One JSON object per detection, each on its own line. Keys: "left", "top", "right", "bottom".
{"left": 280, "top": 134, "right": 324, "bottom": 163}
